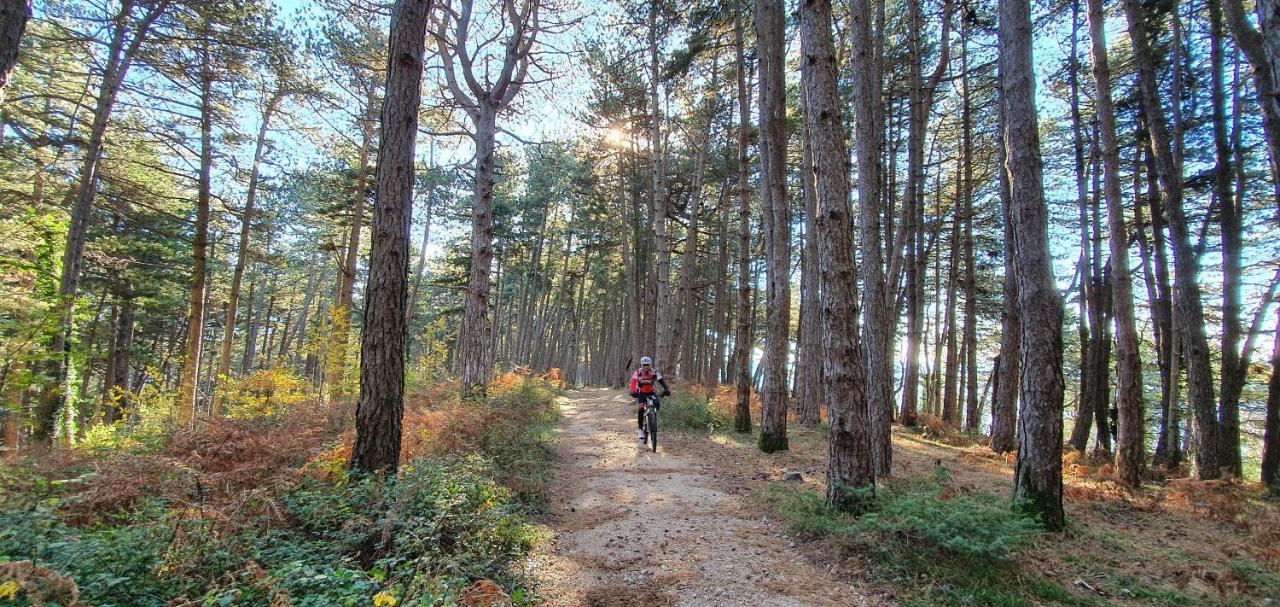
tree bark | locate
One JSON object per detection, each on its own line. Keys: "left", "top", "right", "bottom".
{"left": 732, "top": 0, "right": 753, "bottom": 434}
{"left": 990, "top": 82, "right": 1020, "bottom": 454}
{"left": 434, "top": 0, "right": 538, "bottom": 398}
{"left": 850, "top": 0, "right": 889, "bottom": 472}
{"left": 1263, "top": 307, "right": 1280, "bottom": 492}
{"left": 711, "top": 178, "right": 731, "bottom": 385}
{"left": 1210, "top": 0, "right": 1244, "bottom": 477}
{"left": 177, "top": 39, "right": 215, "bottom": 428}
{"left": 902, "top": 0, "right": 952, "bottom": 429}
{"left": 1123, "top": 0, "right": 1223, "bottom": 479}
{"left": 1000, "top": 0, "right": 1065, "bottom": 531}
{"left": 755, "top": 0, "right": 790, "bottom": 453}
{"left": 960, "top": 24, "right": 978, "bottom": 433}
{"left": 796, "top": 82, "right": 822, "bottom": 426}
{"left": 800, "top": 0, "right": 875, "bottom": 511}
{"left": 241, "top": 277, "right": 259, "bottom": 375}
{"left": 675, "top": 87, "right": 715, "bottom": 378}
{"left": 1085, "top": 0, "right": 1146, "bottom": 486}
{"left": 0, "top": 0, "right": 29, "bottom": 104}
{"left": 102, "top": 295, "right": 133, "bottom": 424}
{"left": 942, "top": 184, "right": 961, "bottom": 425}
{"left": 458, "top": 107, "right": 498, "bottom": 397}
{"left": 350, "top": 0, "right": 431, "bottom": 475}
{"left": 1223, "top": 0, "right": 1280, "bottom": 185}
{"left": 407, "top": 195, "right": 434, "bottom": 325}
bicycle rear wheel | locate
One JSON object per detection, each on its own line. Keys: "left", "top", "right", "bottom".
{"left": 646, "top": 407, "right": 658, "bottom": 452}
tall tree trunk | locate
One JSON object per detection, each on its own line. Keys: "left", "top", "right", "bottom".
{"left": 38, "top": 0, "right": 169, "bottom": 442}
{"left": 1224, "top": 0, "right": 1280, "bottom": 184}
{"left": 991, "top": 83, "right": 1020, "bottom": 454}
{"left": 851, "top": 0, "right": 889, "bottom": 472}
{"left": 177, "top": 40, "right": 214, "bottom": 428}
{"left": 407, "top": 196, "right": 434, "bottom": 325}
{"left": 1139, "top": 132, "right": 1181, "bottom": 467}
{"left": 1210, "top": 0, "right": 1244, "bottom": 477}
{"left": 1124, "top": 0, "right": 1224, "bottom": 479}
{"left": 675, "top": 94, "right": 714, "bottom": 378}
{"left": 102, "top": 295, "right": 133, "bottom": 424}
{"left": 902, "top": 0, "right": 952, "bottom": 429}
{"left": 756, "top": 0, "right": 790, "bottom": 453}
{"left": 960, "top": 24, "right": 979, "bottom": 433}
{"left": 458, "top": 106, "right": 499, "bottom": 398}
{"left": 795, "top": 85, "right": 822, "bottom": 426}
{"left": 1085, "top": 0, "right": 1146, "bottom": 486}
{"left": 1000, "top": 0, "right": 1065, "bottom": 531}
{"left": 1263, "top": 307, "right": 1280, "bottom": 492}
{"left": 942, "top": 187, "right": 961, "bottom": 425}
{"left": 327, "top": 90, "right": 378, "bottom": 398}
{"left": 350, "top": 0, "right": 431, "bottom": 474}
{"left": 711, "top": 177, "right": 731, "bottom": 385}
{"left": 648, "top": 0, "right": 674, "bottom": 372}
{"left": 0, "top": 0, "right": 30, "bottom": 104}
{"left": 1068, "top": 0, "right": 1097, "bottom": 453}
{"left": 213, "top": 92, "right": 281, "bottom": 414}
{"left": 800, "top": 0, "right": 874, "bottom": 510}
{"left": 241, "top": 277, "right": 259, "bottom": 375}
{"left": 733, "top": 0, "right": 753, "bottom": 434}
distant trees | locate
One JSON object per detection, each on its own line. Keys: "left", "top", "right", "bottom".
{"left": 37, "top": 0, "right": 171, "bottom": 442}
{"left": 5, "top": 0, "right": 1280, "bottom": 496}
{"left": 1083, "top": 0, "right": 1144, "bottom": 488}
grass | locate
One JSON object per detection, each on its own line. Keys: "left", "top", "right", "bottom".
{"left": 764, "top": 466, "right": 1103, "bottom": 607}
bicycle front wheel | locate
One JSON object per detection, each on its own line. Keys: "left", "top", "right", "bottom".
{"left": 646, "top": 407, "right": 658, "bottom": 452}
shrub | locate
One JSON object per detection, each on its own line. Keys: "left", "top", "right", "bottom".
{"left": 660, "top": 391, "right": 729, "bottom": 432}
{"left": 777, "top": 466, "right": 1042, "bottom": 561}
{"left": 284, "top": 455, "right": 539, "bottom": 595}
{"left": 768, "top": 467, "right": 1060, "bottom": 606}
{"left": 221, "top": 367, "right": 314, "bottom": 419}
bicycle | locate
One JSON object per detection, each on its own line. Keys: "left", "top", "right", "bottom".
{"left": 638, "top": 393, "right": 659, "bottom": 452}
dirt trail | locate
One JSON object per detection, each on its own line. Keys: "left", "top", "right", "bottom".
{"left": 530, "top": 389, "right": 877, "bottom": 607}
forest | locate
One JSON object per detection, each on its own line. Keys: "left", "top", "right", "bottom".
{"left": 1, "top": 0, "right": 1279, "bottom": 605}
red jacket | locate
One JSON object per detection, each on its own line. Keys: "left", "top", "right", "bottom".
{"left": 629, "top": 367, "right": 665, "bottom": 394}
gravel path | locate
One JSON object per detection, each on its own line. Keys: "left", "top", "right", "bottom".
{"left": 529, "top": 388, "right": 878, "bottom": 607}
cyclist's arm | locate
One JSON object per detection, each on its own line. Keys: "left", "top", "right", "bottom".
{"left": 658, "top": 376, "right": 670, "bottom": 396}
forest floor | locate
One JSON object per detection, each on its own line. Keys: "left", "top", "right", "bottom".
{"left": 531, "top": 388, "right": 1280, "bottom": 607}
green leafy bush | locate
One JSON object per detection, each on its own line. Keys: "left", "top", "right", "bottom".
{"left": 0, "top": 456, "right": 539, "bottom": 606}
{"left": 777, "top": 467, "right": 1041, "bottom": 561}
{"left": 659, "top": 391, "right": 728, "bottom": 432}
{"left": 286, "top": 456, "right": 538, "bottom": 586}
{"left": 768, "top": 467, "right": 1073, "bottom": 607}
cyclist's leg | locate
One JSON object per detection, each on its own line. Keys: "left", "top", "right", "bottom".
{"left": 636, "top": 399, "right": 645, "bottom": 429}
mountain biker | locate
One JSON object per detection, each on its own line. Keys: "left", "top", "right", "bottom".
{"left": 629, "top": 356, "right": 670, "bottom": 442}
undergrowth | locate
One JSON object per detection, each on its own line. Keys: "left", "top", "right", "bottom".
{"left": 766, "top": 466, "right": 1099, "bottom": 607}
{"left": 658, "top": 391, "right": 729, "bottom": 432}
{"left": 0, "top": 371, "right": 563, "bottom": 606}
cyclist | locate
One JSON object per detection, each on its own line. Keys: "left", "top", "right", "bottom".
{"left": 629, "top": 356, "right": 670, "bottom": 442}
